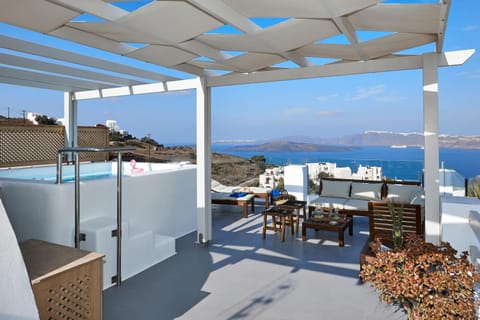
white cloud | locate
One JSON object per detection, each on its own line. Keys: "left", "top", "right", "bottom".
{"left": 283, "top": 107, "right": 310, "bottom": 115}
{"left": 315, "top": 94, "right": 338, "bottom": 102}
{"left": 375, "top": 95, "right": 402, "bottom": 103}
{"left": 316, "top": 110, "right": 341, "bottom": 117}
{"left": 345, "top": 85, "right": 385, "bottom": 101}
{"left": 455, "top": 70, "right": 480, "bottom": 79}
{"left": 463, "top": 25, "right": 479, "bottom": 32}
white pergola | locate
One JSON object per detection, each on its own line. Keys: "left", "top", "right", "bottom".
{"left": 0, "top": 0, "right": 475, "bottom": 244}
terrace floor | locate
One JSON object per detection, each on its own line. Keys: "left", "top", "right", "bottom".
{"left": 103, "top": 204, "right": 406, "bottom": 320}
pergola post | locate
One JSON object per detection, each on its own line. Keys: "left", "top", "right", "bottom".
{"left": 195, "top": 77, "right": 212, "bottom": 243}
{"left": 64, "top": 91, "right": 78, "bottom": 161}
{"left": 422, "top": 53, "right": 441, "bottom": 245}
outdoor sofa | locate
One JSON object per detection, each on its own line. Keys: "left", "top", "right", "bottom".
{"left": 309, "top": 177, "right": 425, "bottom": 217}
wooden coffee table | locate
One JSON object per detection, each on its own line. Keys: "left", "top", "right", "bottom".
{"left": 302, "top": 215, "right": 353, "bottom": 247}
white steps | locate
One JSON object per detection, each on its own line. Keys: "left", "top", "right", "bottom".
{"left": 79, "top": 216, "right": 176, "bottom": 289}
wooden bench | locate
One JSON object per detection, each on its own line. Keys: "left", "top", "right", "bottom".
{"left": 211, "top": 192, "right": 255, "bottom": 218}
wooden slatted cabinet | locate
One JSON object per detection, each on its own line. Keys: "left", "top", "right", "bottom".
{"left": 20, "top": 239, "right": 104, "bottom": 320}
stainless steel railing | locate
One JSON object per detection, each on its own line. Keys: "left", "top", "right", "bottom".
{"left": 56, "top": 146, "right": 135, "bottom": 287}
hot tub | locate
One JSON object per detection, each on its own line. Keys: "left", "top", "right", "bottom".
{"left": 0, "top": 161, "right": 197, "bottom": 288}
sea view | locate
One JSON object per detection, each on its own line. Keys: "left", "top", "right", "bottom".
{"left": 212, "top": 145, "right": 480, "bottom": 181}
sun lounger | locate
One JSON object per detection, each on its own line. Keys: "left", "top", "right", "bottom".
{"left": 211, "top": 179, "right": 272, "bottom": 208}
{"left": 211, "top": 192, "right": 255, "bottom": 218}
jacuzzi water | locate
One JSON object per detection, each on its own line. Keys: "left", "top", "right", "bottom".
{"left": 0, "top": 162, "right": 115, "bottom": 181}
{"left": 0, "top": 161, "right": 192, "bottom": 182}
{"left": 0, "top": 161, "right": 197, "bottom": 289}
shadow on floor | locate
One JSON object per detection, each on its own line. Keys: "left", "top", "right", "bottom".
{"left": 103, "top": 204, "right": 406, "bottom": 320}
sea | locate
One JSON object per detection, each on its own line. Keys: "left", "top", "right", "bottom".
{"left": 210, "top": 145, "right": 480, "bottom": 181}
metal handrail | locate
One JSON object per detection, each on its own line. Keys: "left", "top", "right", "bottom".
{"left": 56, "top": 146, "right": 135, "bottom": 287}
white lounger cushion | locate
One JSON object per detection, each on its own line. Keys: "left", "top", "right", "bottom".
{"left": 211, "top": 192, "right": 254, "bottom": 201}
{"left": 249, "top": 187, "right": 272, "bottom": 194}
{"left": 350, "top": 182, "right": 383, "bottom": 201}
{"left": 211, "top": 179, "right": 271, "bottom": 194}
{"left": 320, "top": 180, "right": 351, "bottom": 198}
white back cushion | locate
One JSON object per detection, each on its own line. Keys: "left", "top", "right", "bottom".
{"left": 387, "top": 184, "right": 422, "bottom": 203}
{"left": 321, "top": 180, "right": 351, "bottom": 198}
{"left": 350, "top": 182, "right": 383, "bottom": 201}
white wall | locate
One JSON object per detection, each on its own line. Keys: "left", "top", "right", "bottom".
{"left": 0, "top": 198, "right": 39, "bottom": 320}
{"left": 0, "top": 165, "right": 197, "bottom": 245}
{"left": 284, "top": 165, "right": 307, "bottom": 201}
{"left": 441, "top": 196, "right": 480, "bottom": 254}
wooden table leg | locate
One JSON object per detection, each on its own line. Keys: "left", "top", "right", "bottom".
{"left": 289, "top": 214, "right": 294, "bottom": 235}
{"left": 302, "top": 223, "right": 307, "bottom": 241}
{"left": 281, "top": 216, "right": 286, "bottom": 242}
{"left": 262, "top": 212, "right": 267, "bottom": 239}
{"left": 338, "top": 229, "right": 345, "bottom": 247}
{"left": 295, "top": 209, "right": 300, "bottom": 234}
{"left": 348, "top": 218, "right": 353, "bottom": 236}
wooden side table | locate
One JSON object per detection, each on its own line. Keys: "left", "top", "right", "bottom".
{"left": 20, "top": 239, "right": 105, "bottom": 320}
{"left": 262, "top": 206, "right": 294, "bottom": 242}
{"left": 277, "top": 200, "right": 307, "bottom": 233}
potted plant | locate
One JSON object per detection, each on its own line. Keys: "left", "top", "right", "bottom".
{"left": 360, "top": 234, "right": 480, "bottom": 319}
{"left": 388, "top": 201, "right": 404, "bottom": 248}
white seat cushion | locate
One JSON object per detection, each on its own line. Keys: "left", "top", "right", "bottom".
{"left": 343, "top": 199, "right": 370, "bottom": 211}
{"left": 310, "top": 196, "right": 347, "bottom": 209}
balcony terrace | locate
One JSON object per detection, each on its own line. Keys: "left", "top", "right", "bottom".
{"left": 103, "top": 204, "right": 404, "bottom": 320}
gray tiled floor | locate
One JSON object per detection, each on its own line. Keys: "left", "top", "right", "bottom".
{"left": 103, "top": 204, "right": 406, "bottom": 320}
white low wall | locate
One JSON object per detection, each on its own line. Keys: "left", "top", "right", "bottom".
{"left": 441, "top": 195, "right": 480, "bottom": 254}
{"left": 0, "top": 162, "right": 197, "bottom": 288}
{"left": 0, "top": 165, "right": 197, "bottom": 244}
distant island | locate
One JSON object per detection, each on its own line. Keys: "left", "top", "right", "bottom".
{"left": 226, "top": 141, "right": 356, "bottom": 152}
{"left": 219, "top": 131, "right": 480, "bottom": 150}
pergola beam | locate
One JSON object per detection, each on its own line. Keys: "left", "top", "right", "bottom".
{"left": 207, "top": 50, "right": 475, "bottom": 87}
{"left": 73, "top": 78, "right": 199, "bottom": 100}
{"left": 0, "top": 53, "right": 145, "bottom": 87}
{"left": 47, "top": 0, "right": 129, "bottom": 21}
{"left": 0, "top": 35, "right": 177, "bottom": 83}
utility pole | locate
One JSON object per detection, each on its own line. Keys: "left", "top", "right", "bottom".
{"left": 22, "top": 109, "right": 26, "bottom": 123}
{"left": 7, "top": 107, "right": 10, "bottom": 119}
{"left": 147, "top": 133, "right": 151, "bottom": 162}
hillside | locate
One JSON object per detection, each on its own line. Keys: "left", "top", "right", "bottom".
{"left": 112, "top": 140, "right": 266, "bottom": 186}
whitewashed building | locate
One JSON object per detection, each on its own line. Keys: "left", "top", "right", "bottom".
{"left": 259, "top": 167, "right": 284, "bottom": 189}
{"left": 351, "top": 165, "right": 383, "bottom": 181}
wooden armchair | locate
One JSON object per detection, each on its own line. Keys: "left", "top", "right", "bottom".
{"left": 360, "top": 201, "right": 424, "bottom": 268}
{"left": 368, "top": 201, "right": 424, "bottom": 241}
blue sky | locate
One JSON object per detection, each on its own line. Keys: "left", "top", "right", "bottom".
{"left": 0, "top": 1, "right": 479, "bottom": 144}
